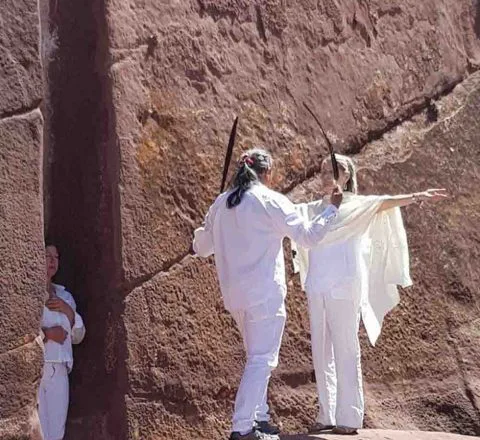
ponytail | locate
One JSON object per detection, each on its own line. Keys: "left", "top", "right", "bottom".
{"left": 227, "top": 148, "right": 273, "bottom": 208}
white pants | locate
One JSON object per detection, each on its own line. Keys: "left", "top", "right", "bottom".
{"left": 38, "top": 362, "right": 69, "bottom": 440}
{"left": 307, "top": 292, "right": 364, "bottom": 429}
{"left": 230, "top": 299, "right": 286, "bottom": 434}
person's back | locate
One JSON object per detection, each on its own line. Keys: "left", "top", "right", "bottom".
{"left": 212, "top": 184, "right": 289, "bottom": 311}
{"left": 192, "top": 148, "right": 342, "bottom": 440}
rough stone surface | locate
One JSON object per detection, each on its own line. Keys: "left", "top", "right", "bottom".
{"left": 0, "top": 3, "right": 45, "bottom": 437}
{"left": 0, "top": 87, "right": 45, "bottom": 440}
{"left": 3, "top": 0, "right": 479, "bottom": 439}
{"left": 108, "top": 0, "right": 480, "bottom": 285}
{"left": 0, "top": 0, "right": 43, "bottom": 118}
{"left": 100, "top": 1, "right": 480, "bottom": 439}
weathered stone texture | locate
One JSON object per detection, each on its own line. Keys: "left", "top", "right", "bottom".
{"left": 0, "top": 80, "right": 45, "bottom": 440}
{"left": 2, "top": 0, "right": 480, "bottom": 439}
{"left": 100, "top": 1, "right": 480, "bottom": 438}
{"left": 0, "top": 0, "right": 45, "bottom": 437}
{"left": 0, "top": 0, "right": 43, "bottom": 117}
{"left": 107, "top": 0, "right": 480, "bottom": 284}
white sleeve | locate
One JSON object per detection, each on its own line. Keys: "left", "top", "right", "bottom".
{"left": 267, "top": 194, "right": 337, "bottom": 248}
{"left": 63, "top": 291, "right": 86, "bottom": 344}
{"left": 71, "top": 312, "right": 86, "bottom": 344}
{"left": 192, "top": 199, "right": 219, "bottom": 257}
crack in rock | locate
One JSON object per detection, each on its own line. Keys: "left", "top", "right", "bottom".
{"left": 0, "top": 100, "right": 42, "bottom": 121}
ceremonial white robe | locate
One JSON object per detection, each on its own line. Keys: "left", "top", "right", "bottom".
{"left": 293, "top": 193, "right": 412, "bottom": 346}
{"left": 193, "top": 183, "right": 338, "bottom": 434}
{"left": 292, "top": 193, "right": 412, "bottom": 428}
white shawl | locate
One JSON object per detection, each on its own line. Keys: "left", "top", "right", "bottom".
{"left": 293, "top": 194, "right": 412, "bottom": 346}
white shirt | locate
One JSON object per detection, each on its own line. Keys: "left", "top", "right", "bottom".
{"left": 305, "top": 235, "right": 370, "bottom": 301}
{"left": 293, "top": 194, "right": 412, "bottom": 345}
{"left": 41, "top": 284, "right": 86, "bottom": 371}
{"left": 193, "top": 183, "right": 338, "bottom": 311}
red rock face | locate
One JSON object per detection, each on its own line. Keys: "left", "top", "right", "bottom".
{"left": 2, "top": 0, "right": 480, "bottom": 439}
{"left": 97, "top": 1, "right": 480, "bottom": 438}
{"left": 0, "top": 0, "right": 45, "bottom": 438}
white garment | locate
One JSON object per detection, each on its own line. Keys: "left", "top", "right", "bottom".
{"left": 293, "top": 193, "right": 413, "bottom": 429}
{"left": 39, "top": 284, "right": 86, "bottom": 440}
{"left": 230, "top": 297, "right": 286, "bottom": 434}
{"left": 41, "top": 284, "right": 86, "bottom": 371}
{"left": 293, "top": 193, "right": 412, "bottom": 345}
{"left": 193, "top": 183, "right": 337, "bottom": 433}
{"left": 38, "top": 363, "right": 69, "bottom": 440}
{"left": 193, "top": 183, "right": 337, "bottom": 312}
{"left": 307, "top": 293, "right": 364, "bottom": 428}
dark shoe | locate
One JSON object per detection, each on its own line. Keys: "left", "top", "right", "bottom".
{"left": 229, "top": 430, "right": 279, "bottom": 440}
{"left": 229, "top": 431, "right": 258, "bottom": 440}
{"left": 255, "top": 420, "right": 280, "bottom": 435}
{"left": 332, "top": 426, "right": 358, "bottom": 435}
{"left": 308, "top": 422, "right": 335, "bottom": 434}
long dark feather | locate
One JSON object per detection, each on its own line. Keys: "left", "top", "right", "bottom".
{"left": 303, "top": 102, "right": 339, "bottom": 180}
{"left": 220, "top": 116, "right": 239, "bottom": 193}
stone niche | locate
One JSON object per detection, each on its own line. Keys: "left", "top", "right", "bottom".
{"left": 1, "top": 1, "right": 480, "bottom": 439}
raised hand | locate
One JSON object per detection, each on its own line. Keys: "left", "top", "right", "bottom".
{"left": 330, "top": 184, "right": 343, "bottom": 208}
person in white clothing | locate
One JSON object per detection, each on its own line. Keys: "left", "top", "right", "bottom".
{"left": 193, "top": 148, "right": 343, "bottom": 440}
{"left": 292, "top": 155, "right": 447, "bottom": 435}
{"left": 38, "top": 243, "right": 86, "bottom": 440}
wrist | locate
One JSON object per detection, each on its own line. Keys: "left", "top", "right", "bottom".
{"left": 412, "top": 192, "right": 423, "bottom": 204}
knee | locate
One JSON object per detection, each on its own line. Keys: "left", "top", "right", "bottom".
{"left": 245, "top": 353, "right": 279, "bottom": 370}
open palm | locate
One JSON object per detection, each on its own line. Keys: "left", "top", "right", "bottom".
{"left": 421, "top": 188, "right": 448, "bottom": 202}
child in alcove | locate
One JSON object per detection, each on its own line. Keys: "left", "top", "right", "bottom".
{"left": 38, "top": 242, "right": 86, "bottom": 440}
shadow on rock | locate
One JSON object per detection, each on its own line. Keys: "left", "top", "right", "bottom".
{"left": 280, "top": 435, "right": 328, "bottom": 440}
{"left": 476, "top": 1, "right": 480, "bottom": 38}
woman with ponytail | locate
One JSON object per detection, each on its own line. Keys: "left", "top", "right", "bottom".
{"left": 193, "top": 148, "right": 343, "bottom": 440}
{"left": 292, "top": 154, "right": 447, "bottom": 435}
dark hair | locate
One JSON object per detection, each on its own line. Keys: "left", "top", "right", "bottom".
{"left": 227, "top": 148, "right": 273, "bottom": 208}
{"left": 44, "top": 237, "right": 58, "bottom": 250}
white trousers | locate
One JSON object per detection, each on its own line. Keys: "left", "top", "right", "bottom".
{"left": 38, "top": 362, "right": 69, "bottom": 440}
{"left": 230, "top": 299, "right": 286, "bottom": 434}
{"left": 307, "top": 292, "right": 364, "bottom": 428}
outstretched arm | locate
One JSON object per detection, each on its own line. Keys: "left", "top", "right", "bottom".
{"left": 269, "top": 186, "right": 343, "bottom": 249}
{"left": 378, "top": 189, "right": 448, "bottom": 212}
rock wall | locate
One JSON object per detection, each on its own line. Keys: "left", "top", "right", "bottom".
{"left": 0, "top": 0, "right": 45, "bottom": 438}
{"left": 1, "top": 0, "right": 480, "bottom": 439}
{"left": 98, "top": 1, "right": 480, "bottom": 438}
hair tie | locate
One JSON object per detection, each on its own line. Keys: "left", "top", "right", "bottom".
{"left": 240, "top": 155, "right": 254, "bottom": 167}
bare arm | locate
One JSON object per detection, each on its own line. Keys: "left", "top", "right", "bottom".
{"left": 378, "top": 189, "right": 448, "bottom": 212}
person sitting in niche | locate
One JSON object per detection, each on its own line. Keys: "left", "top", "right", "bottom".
{"left": 38, "top": 242, "right": 86, "bottom": 440}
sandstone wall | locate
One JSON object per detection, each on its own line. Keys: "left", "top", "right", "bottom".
{"left": 0, "top": 0, "right": 46, "bottom": 438}
{"left": 2, "top": 0, "right": 480, "bottom": 439}
{"left": 96, "top": 1, "right": 480, "bottom": 438}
